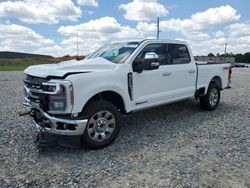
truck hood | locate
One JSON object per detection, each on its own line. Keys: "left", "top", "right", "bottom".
{"left": 24, "top": 57, "right": 118, "bottom": 78}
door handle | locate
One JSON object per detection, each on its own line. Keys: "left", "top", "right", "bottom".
{"left": 163, "top": 72, "right": 171, "bottom": 76}
{"left": 151, "top": 62, "right": 160, "bottom": 67}
{"left": 188, "top": 70, "right": 196, "bottom": 74}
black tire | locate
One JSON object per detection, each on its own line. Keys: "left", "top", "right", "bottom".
{"left": 81, "top": 100, "right": 121, "bottom": 149}
{"left": 200, "top": 82, "right": 220, "bottom": 111}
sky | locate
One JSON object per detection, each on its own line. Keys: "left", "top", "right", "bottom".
{"left": 0, "top": 0, "right": 250, "bottom": 56}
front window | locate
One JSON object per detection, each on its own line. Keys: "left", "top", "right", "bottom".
{"left": 86, "top": 42, "right": 139, "bottom": 64}
{"left": 135, "top": 43, "right": 169, "bottom": 65}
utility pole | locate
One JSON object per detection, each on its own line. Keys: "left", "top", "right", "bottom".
{"left": 156, "top": 17, "right": 160, "bottom": 39}
{"left": 224, "top": 43, "right": 227, "bottom": 55}
{"left": 77, "top": 32, "right": 79, "bottom": 60}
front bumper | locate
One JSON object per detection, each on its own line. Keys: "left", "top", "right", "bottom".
{"left": 34, "top": 110, "right": 88, "bottom": 136}
{"left": 24, "top": 101, "right": 88, "bottom": 136}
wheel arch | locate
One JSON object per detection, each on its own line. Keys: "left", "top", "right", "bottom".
{"left": 197, "top": 75, "right": 222, "bottom": 97}
{"left": 81, "top": 90, "right": 126, "bottom": 115}
{"left": 210, "top": 76, "right": 222, "bottom": 90}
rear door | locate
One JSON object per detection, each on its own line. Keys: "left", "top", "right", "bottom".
{"left": 163, "top": 43, "right": 197, "bottom": 99}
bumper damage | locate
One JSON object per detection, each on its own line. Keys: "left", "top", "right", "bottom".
{"left": 23, "top": 101, "right": 88, "bottom": 147}
{"left": 32, "top": 108, "right": 88, "bottom": 136}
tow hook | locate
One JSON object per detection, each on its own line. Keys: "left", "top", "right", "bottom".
{"left": 19, "top": 109, "right": 32, "bottom": 116}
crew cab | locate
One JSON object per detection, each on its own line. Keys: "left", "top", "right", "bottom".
{"left": 23, "top": 39, "right": 232, "bottom": 149}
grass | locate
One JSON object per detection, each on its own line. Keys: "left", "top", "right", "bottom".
{"left": 0, "top": 58, "right": 59, "bottom": 71}
{"left": 0, "top": 65, "right": 29, "bottom": 71}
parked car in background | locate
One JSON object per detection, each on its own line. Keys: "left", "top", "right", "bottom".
{"left": 235, "top": 63, "right": 249, "bottom": 68}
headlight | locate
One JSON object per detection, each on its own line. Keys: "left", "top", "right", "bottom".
{"left": 42, "top": 82, "right": 61, "bottom": 94}
{"left": 46, "top": 81, "right": 73, "bottom": 113}
{"left": 48, "top": 85, "right": 66, "bottom": 111}
{"left": 23, "top": 75, "right": 74, "bottom": 114}
{"left": 49, "top": 101, "right": 66, "bottom": 111}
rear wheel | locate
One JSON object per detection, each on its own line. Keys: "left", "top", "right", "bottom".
{"left": 200, "top": 82, "right": 220, "bottom": 111}
{"left": 81, "top": 100, "right": 121, "bottom": 149}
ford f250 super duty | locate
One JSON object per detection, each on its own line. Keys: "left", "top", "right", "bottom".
{"left": 22, "top": 39, "right": 232, "bottom": 149}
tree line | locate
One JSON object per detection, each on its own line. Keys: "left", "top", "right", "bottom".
{"left": 208, "top": 52, "right": 250, "bottom": 63}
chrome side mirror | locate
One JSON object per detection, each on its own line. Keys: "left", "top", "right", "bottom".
{"left": 144, "top": 52, "right": 159, "bottom": 60}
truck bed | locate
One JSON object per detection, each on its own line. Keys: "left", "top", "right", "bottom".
{"left": 196, "top": 61, "right": 231, "bottom": 92}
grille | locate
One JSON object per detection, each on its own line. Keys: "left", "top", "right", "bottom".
{"left": 24, "top": 75, "right": 49, "bottom": 110}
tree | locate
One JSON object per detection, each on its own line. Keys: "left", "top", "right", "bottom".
{"left": 208, "top": 53, "right": 215, "bottom": 57}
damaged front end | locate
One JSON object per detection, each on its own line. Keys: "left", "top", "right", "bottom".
{"left": 22, "top": 75, "right": 87, "bottom": 147}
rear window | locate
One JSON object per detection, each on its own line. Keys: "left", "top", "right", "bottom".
{"left": 168, "top": 44, "right": 190, "bottom": 64}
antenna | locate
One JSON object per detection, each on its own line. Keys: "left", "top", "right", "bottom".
{"left": 156, "top": 17, "right": 160, "bottom": 39}
{"left": 77, "top": 32, "right": 79, "bottom": 60}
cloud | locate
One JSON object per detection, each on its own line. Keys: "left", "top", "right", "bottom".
{"left": 58, "top": 17, "right": 142, "bottom": 55}
{"left": 119, "top": 0, "right": 168, "bottom": 21}
{"left": 163, "top": 5, "right": 240, "bottom": 32}
{"left": 135, "top": 5, "right": 246, "bottom": 55}
{"left": 136, "top": 5, "right": 240, "bottom": 34}
{"left": 0, "top": 24, "right": 53, "bottom": 52}
{"left": 1, "top": 3, "right": 248, "bottom": 57}
{"left": 77, "top": 0, "right": 98, "bottom": 7}
{"left": 191, "top": 5, "right": 240, "bottom": 28}
{"left": 228, "top": 23, "right": 250, "bottom": 37}
{"left": 0, "top": 0, "right": 82, "bottom": 24}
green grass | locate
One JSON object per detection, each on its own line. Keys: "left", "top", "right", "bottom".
{"left": 0, "top": 58, "right": 59, "bottom": 71}
{"left": 0, "top": 65, "right": 28, "bottom": 71}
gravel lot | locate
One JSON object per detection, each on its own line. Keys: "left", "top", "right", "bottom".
{"left": 0, "top": 69, "right": 249, "bottom": 187}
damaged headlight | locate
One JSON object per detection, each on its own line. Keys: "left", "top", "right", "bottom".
{"left": 23, "top": 76, "right": 74, "bottom": 114}
{"left": 48, "top": 85, "right": 66, "bottom": 111}
{"left": 45, "top": 81, "right": 73, "bottom": 113}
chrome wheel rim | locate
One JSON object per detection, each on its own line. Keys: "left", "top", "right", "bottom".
{"left": 209, "top": 88, "right": 218, "bottom": 107}
{"left": 87, "top": 110, "right": 115, "bottom": 142}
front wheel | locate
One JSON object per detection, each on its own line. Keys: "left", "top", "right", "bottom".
{"left": 200, "top": 83, "right": 220, "bottom": 111}
{"left": 81, "top": 100, "right": 121, "bottom": 149}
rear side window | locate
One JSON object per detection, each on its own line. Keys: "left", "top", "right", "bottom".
{"left": 168, "top": 44, "right": 190, "bottom": 64}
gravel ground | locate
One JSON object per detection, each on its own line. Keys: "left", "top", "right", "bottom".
{"left": 0, "top": 69, "right": 249, "bottom": 187}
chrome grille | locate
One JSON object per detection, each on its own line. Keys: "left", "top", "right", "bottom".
{"left": 23, "top": 75, "right": 49, "bottom": 109}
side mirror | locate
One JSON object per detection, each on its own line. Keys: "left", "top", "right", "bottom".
{"left": 144, "top": 52, "right": 159, "bottom": 60}
{"left": 133, "top": 52, "right": 160, "bottom": 73}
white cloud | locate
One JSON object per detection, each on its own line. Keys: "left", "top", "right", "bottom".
{"left": 0, "top": 4, "right": 248, "bottom": 57}
{"left": 77, "top": 0, "right": 98, "bottom": 7}
{"left": 191, "top": 5, "right": 240, "bottom": 28}
{"left": 213, "top": 31, "right": 225, "bottom": 39}
{"left": 58, "top": 17, "right": 142, "bottom": 55}
{"left": 0, "top": 0, "right": 82, "bottom": 24}
{"left": 163, "top": 5, "right": 240, "bottom": 32}
{"left": 136, "top": 5, "right": 240, "bottom": 34}
{"left": 136, "top": 22, "right": 156, "bottom": 34}
{"left": 134, "top": 5, "right": 246, "bottom": 55}
{"left": 0, "top": 24, "right": 53, "bottom": 52}
{"left": 119, "top": 0, "right": 168, "bottom": 21}
{"left": 228, "top": 23, "right": 250, "bottom": 37}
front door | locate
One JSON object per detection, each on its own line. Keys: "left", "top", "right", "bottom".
{"left": 132, "top": 43, "right": 169, "bottom": 109}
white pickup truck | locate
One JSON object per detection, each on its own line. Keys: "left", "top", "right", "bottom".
{"left": 23, "top": 39, "right": 232, "bottom": 149}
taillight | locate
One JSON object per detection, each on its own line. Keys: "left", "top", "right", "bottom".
{"left": 228, "top": 65, "right": 232, "bottom": 81}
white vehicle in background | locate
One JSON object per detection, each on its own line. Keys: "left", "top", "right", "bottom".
{"left": 23, "top": 39, "right": 232, "bottom": 149}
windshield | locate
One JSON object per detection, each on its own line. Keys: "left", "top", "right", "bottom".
{"left": 86, "top": 42, "right": 139, "bottom": 64}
